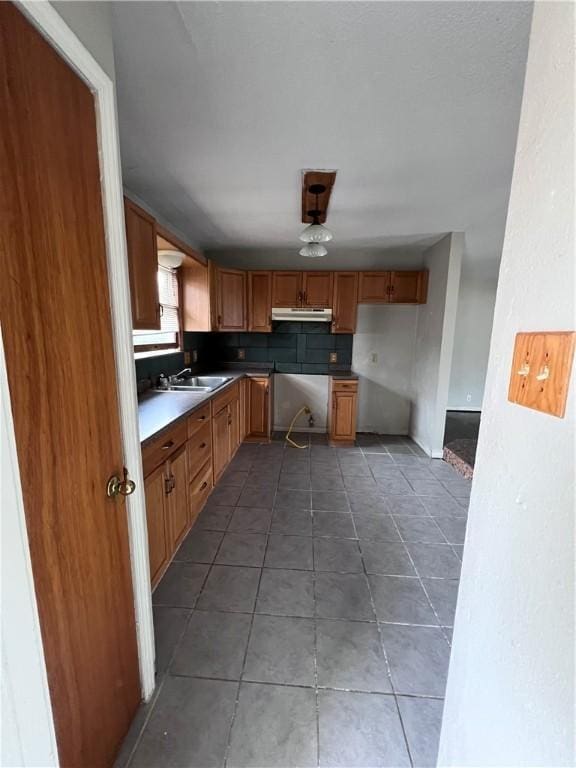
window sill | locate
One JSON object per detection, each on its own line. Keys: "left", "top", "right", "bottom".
{"left": 134, "top": 349, "right": 182, "bottom": 360}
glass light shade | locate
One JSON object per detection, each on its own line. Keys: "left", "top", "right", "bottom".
{"left": 299, "top": 243, "right": 328, "bottom": 258}
{"left": 298, "top": 222, "right": 333, "bottom": 243}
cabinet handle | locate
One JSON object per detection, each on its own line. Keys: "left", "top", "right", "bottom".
{"left": 200, "top": 442, "right": 207, "bottom": 448}
{"left": 164, "top": 475, "right": 175, "bottom": 494}
{"left": 161, "top": 440, "right": 174, "bottom": 450}
{"left": 198, "top": 415, "right": 206, "bottom": 421}
{"left": 217, "top": 314, "right": 222, "bottom": 326}
{"left": 200, "top": 481, "right": 208, "bottom": 491}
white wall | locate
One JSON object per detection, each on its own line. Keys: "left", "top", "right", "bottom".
{"left": 352, "top": 305, "right": 418, "bottom": 434}
{"left": 273, "top": 374, "right": 329, "bottom": 432}
{"left": 410, "top": 233, "right": 463, "bottom": 456}
{"left": 439, "top": 4, "right": 575, "bottom": 765}
{"left": 448, "top": 264, "right": 498, "bottom": 409}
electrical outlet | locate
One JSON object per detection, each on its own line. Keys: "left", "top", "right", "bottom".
{"left": 192, "top": 349, "right": 198, "bottom": 363}
{"left": 183, "top": 351, "right": 191, "bottom": 365}
{"left": 238, "top": 349, "right": 245, "bottom": 360}
{"left": 329, "top": 352, "right": 338, "bottom": 363}
{"left": 466, "top": 393, "right": 472, "bottom": 403}
{"left": 371, "top": 352, "right": 378, "bottom": 364}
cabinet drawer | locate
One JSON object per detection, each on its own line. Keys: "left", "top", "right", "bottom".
{"left": 332, "top": 379, "right": 358, "bottom": 392}
{"left": 187, "top": 402, "right": 211, "bottom": 437}
{"left": 142, "top": 419, "right": 188, "bottom": 476}
{"left": 189, "top": 459, "right": 213, "bottom": 526}
{"left": 187, "top": 421, "right": 212, "bottom": 478}
{"left": 211, "top": 380, "right": 239, "bottom": 415}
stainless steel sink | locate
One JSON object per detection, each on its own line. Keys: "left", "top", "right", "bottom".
{"left": 154, "top": 376, "right": 232, "bottom": 393}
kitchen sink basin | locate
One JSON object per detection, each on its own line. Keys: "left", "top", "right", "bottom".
{"left": 154, "top": 376, "right": 232, "bottom": 393}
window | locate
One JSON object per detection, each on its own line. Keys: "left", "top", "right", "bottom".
{"left": 133, "top": 266, "right": 180, "bottom": 351}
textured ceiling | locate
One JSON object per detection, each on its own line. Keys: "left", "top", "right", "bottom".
{"left": 112, "top": 1, "right": 532, "bottom": 267}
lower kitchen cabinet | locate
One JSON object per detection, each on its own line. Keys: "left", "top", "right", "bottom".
{"left": 166, "top": 444, "right": 189, "bottom": 553}
{"left": 142, "top": 405, "right": 214, "bottom": 589}
{"left": 329, "top": 378, "right": 359, "bottom": 445}
{"left": 144, "top": 464, "right": 170, "bottom": 588}
{"left": 211, "top": 381, "right": 241, "bottom": 482}
{"left": 245, "top": 376, "right": 273, "bottom": 441}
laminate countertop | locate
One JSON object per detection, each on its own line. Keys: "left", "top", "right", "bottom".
{"left": 138, "top": 368, "right": 357, "bottom": 446}
{"left": 138, "top": 370, "right": 271, "bottom": 446}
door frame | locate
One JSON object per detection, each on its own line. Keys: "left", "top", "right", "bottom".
{"left": 2, "top": 2, "right": 155, "bottom": 762}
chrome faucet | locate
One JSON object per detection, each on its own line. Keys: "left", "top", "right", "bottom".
{"left": 169, "top": 368, "right": 192, "bottom": 383}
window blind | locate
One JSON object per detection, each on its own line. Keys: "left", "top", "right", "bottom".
{"left": 133, "top": 265, "right": 180, "bottom": 349}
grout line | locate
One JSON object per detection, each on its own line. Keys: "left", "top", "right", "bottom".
{"left": 358, "top": 522, "right": 415, "bottom": 768}
{"left": 222, "top": 464, "right": 276, "bottom": 768}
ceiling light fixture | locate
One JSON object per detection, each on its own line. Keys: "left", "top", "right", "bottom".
{"left": 299, "top": 184, "right": 333, "bottom": 244}
{"left": 299, "top": 243, "right": 328, "bottom": 258}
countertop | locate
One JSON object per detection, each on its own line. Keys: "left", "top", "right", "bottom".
{"left": 138, "top": 367, "right": 357, "bottom": 445}
{"left": 138, "top": 370, "right": 269, "bottom": 445}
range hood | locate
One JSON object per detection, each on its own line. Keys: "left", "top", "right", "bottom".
{"left": 271, "top": 307, "right": 333, "bottom": 322}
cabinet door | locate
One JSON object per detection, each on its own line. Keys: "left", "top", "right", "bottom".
{"left": 144, "top": 465, "right": 169, "bottom": 588}
{"left": 389, "top": 270, "right": 428, "bottom": 304}
{"left": 330, "top": 391, "right": 357, "bottom": 443}
{"left": 332, "top": 273, "right": 359, "bottom": 333}
{"left": 124, "top": 198, "right": 160, "bottom": 329}
{"left": 218, "top": 267, "right": 247, "bottom": 331}
{"left": 247, "top": 377, "right": 269, "bottom": 438}
{"left": 272, "top": 271, "right": 302, "bottom": 306}
{"left": 229, "top": 398, "right": 240, "bottom": 456}
{"left": 302, "top": 272, "right": 334, "bottom": 308}
{"left": 248, "top": 271, "right": 272, "bottom": 332}
{"left": 358, "top": 271, "right": 391, "bottom": 303}
{"left": 212, "top": 405, "right": 230, "bottom": 482}
{"left": 239, "top": 378, "right": 249, "bottom": 441}
{"left": 167, "top": 444, "right": 189, "bottom": 552}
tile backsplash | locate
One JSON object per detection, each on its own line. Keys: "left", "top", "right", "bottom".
{"left": 211, "top": 322, "right": 353, "bottom": 374}
{"left": 135, "top": 323, "right": 353, "bottom": 383}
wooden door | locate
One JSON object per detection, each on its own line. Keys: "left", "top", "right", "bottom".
{"left": 167, "top": 445, "right": 189, "bottom": 551}
{"left": 331, "top": 391, "right": 357, "bottom": 442}
{"left": 302, "top": 272, "right": 334, "bottom": 307}
{"left": 212, "top": 406, "right": 230, "bottom": 481}
{"left": 0, "top": 6, "right": 140, "bottom": 765}
{"left": 358, "top": 271, "right": 391, "bottom": 303}
{"left": 125, "top": 198, "right": 160, "bottom": 329}
{"left": 247, "top": 377, "right": 270, "bottom": 438}
{"left": 248, "top": 271, "right": 272, "bottom": 331}
{"left": 229, "top": 398, "right": 240, "bottom": 455}
{"left": 218, "top": 267, "right": 247, "bottom": 330}
{"left": 272, "top": 271, "right": 302, "bottom": 306}
{"left": 389, "top": 270, "right": 428, "bottom": 304}
{"left": 332, "top": 273, "right": 359, "bottom": 333}
{"left": 145, "top": 466, "right": 169, "bottom": 588}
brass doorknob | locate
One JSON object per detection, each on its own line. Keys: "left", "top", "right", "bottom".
{"left": 107, "top": 467, "right": 136, "bottom": 498}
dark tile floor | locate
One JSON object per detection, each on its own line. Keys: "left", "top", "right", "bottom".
{"left": 118, "top": 434, "right": 470, "bottom": 768}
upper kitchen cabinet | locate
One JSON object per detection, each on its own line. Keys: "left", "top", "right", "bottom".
{"left": 182, "top": 259, "right": 218, "bottom": 332}
{"left": 389, "top": 270, "right": 428, "bottom": 304}
{"left": 301, "top": 272, "right": 333, "bottom": 308}
{"left": 217, "top": 267, "right": 247, "bottom": 331}
{"left": 124, "top": 198, "right": 160, "bottom": 329}
{"left": 358, "top": 269, "right": 428, "bottom": 304}
{"left": 332, "top": 272, "right": 359, "bottom": 333}
{"left": 358, "top": 271, "right": 391, "bottom": 303}
{"left": 248, "top": 271, "right": 272, "bottom": 332}
{"left": 272, "top": 271, "right": 302, "bottom": 306}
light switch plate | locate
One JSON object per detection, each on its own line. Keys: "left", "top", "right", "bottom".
{"left": 183, "top": 351, "right": 191, "bottom": 365}
{"left": 329, "top": 352, "right": 338, "bottom": 363}
{"left": 508, "top": 331, "right": 576, "bottom": 418}
{"left": 238, "top": 349, "right": 245, "bottom": 360}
